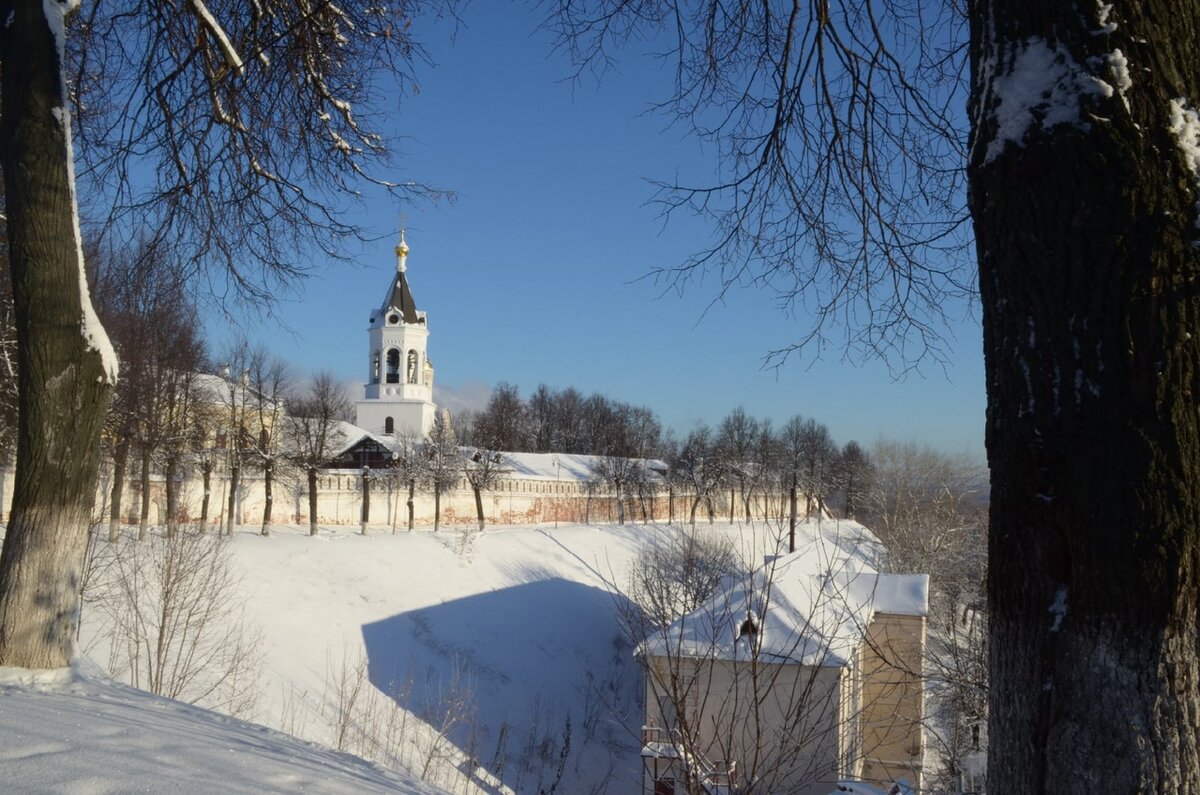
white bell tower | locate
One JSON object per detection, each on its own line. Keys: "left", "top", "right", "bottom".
{"left": 354, "top": 231, "right": 437, "bottom": 438}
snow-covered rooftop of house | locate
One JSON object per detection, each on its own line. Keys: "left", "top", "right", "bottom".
{"left": 640, "top": 519, "right": 928, "bottom": 667}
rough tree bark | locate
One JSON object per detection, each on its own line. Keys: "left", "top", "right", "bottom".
{"left": 137, "top": 448, "right": 150, "bottom": 541}
{"left": 199, "top": 459, "right": 213, "bottom": 530}
{"left": 261, "top": 458, "right": 272, "bottom": 537}
{"left": 0, "top": 0, "right": 115, "bottom": 668}
{"left": 971, "top": 0, "right": 1200, "bottom": 787}
{"left": 225, "top": 461, "right": 239, "bottom": 536}
{"left": 307, "top": 468, "right": 319, "bottom": 537}
{"left": 107, "top": 439, "right": 129, "bottom": 542}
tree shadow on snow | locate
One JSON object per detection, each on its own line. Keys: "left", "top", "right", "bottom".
{"left": 361, "top": 578, "right": 642, "bottom": 793}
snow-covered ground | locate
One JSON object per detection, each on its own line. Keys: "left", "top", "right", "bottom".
{"left": 2, "top": 517, "right": 877, "bottom": 793}
{"left": 0, "top": 660, "right": 443, "bottom": 794}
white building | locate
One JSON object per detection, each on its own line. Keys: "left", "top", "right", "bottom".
{"left": 639, "top": 520, "right": 928, "bottom": 795}
{"left": 354, "top": 232, "right": 437, "bottom": 438}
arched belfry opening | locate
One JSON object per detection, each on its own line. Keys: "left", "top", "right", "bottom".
{"left": 386, "top": 348, "right": 401, "bottom": 384}
{"left": 407, "top": 350, "right": 419, "bottom": 384}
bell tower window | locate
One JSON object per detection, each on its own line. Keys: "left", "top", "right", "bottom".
{"left": 385, "top": 416, "right": 394, "bottom": 434}
{"left": 407, "top": 350, "right": 419, "bottom": 384}
{"left": 386, "top": 348, "right": 401, "bottom": 384}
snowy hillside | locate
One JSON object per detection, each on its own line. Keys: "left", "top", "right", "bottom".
{"left": 63, "top": 518, "right": 874, "bottom": 793}
{"left": 0, "top": 660, "right": 444, "bottom": 794}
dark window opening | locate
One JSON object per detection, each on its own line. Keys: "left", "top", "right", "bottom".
{"left": 386, "top": 348, "right": 401, "bottom": 384}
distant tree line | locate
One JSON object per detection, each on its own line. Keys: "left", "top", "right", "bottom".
{"left": 454, "top": 383, "right": 877, "bottom": 527}
{"left": 0, "top": 245, "right": 965, "bottom": 548}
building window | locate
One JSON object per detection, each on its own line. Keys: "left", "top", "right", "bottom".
{"left": 372, "top": 351, "right": 380, "bottom": 384}
{"left": 654, "top": 778, "right": 675, "bottom": 795}
{"left": 386, "top": 348, "right": 401, "bottom": 384}
{"left": 385, "top": 416, "right": 394, "bottom": 434}
{"left": 406, "top": 350, "right": 419, "bottom": 384}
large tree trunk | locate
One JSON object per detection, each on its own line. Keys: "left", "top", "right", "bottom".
{"left": 971, "top": 0, "right": 1200, "bottom": 786}
{"left": 0, "top": 3, "right": 116, "bottom": 668}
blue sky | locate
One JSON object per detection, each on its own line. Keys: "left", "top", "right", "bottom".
{"left": 220, "top": 4, "right": 986, "bottom": 455}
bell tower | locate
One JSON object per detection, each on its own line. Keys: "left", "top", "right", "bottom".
{"left": 354, "top": 231, "right": 437, "bottom": 438}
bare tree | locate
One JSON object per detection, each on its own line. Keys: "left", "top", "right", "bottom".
{"left": 244, "top": 350, "right": 290, "bottom": 536}
{"left": 860, "top": 441, "right": 986, "bottom": 581}
{"left": 216, "top": 347, "right": 253, "bottom": 537}
{"left": 390, "top": 434, "right": 424, "bottom": 532}
{"left": 0, "top": 0, "right": 450, "bottom": 667}
{"left": 833, "top": 441, "right": 872, "bottom": 520}
{"left": 859, "top": 439, "right": 987, "bottom": 790}
{"left": 286, "top": 371, "right": 350, "bottom": 536}
{"left": 462, "top": 447, "right": 504, "bottom": 532}
{"left": 422, "top": 411, "right": 460, "bottom": 531}
{"left": 715, "top": 408, "right": 761, "bottom": 523}
{"left": 671, "top": 426, "right": 725, "bottom": 528}
{"left": 158, "top": 365, "right": 206, "bottom": 538}
{"left": 777, "top": 416, "right": 838, "bottom": 551}
{"left": 87, "top": 529, "right": 261, "bottom": 716}
{"left": 622, "top": 528, "right": 745, "bottom": 642}
{"left": 473, "top": 382, "right": 528, "bottom": 452}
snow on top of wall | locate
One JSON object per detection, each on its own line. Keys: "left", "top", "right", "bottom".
{"left": 639, "top": 519, "right": 927, "bottom": 667}
{"left": 981, "top": 38, "right": 1112, "bottom": 164}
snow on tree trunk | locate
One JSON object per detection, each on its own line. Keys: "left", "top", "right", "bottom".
{"left": 970, "top": 0, "right": 1200, "bottom": 786}
{"left": 0, "top": 0, "right": 117, "bottom": 668}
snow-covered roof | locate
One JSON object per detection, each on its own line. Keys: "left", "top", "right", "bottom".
{"left": 493, "top": 451, "right": 668, "bottom": 482}
{"left": 191, "top": 371, "right": 273, "bottom": 409}
{"left": 327, "top": 421, "right": 396, "bottom": 458}
{"left": 639, "top": 519, "right": 928, "bottom": 668}
{"left": 324, "top": 433, "right": 669, "bottom": 483}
